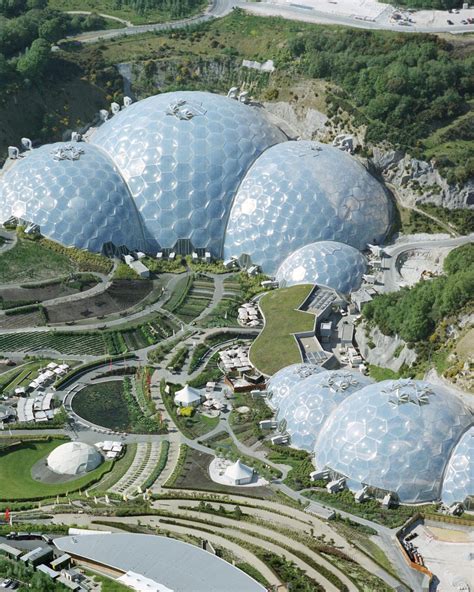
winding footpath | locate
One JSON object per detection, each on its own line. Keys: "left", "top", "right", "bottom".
{"left": 68, "top": 0, "right": 474, "bottom": 44}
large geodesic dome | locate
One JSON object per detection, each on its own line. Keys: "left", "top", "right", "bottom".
{"left": 223, "top": 141, "right": 392, "bottom": 273}
{"left": 47, "top": 441, "right": 102, "bottom": 476}
{"left": 90, "top": 91, "right": 285, "bottom": 255}
{"left": 276, "top": 370, "right": 373, "bottom": 452}
{"left": 441, "top": 427, "right": 473, "bottom": 508}
{"left": 0, "top": 143, "right": 147, "bottom": 252}
{"left": 266, "top": 363, "right": 323, "bottom": 411}
{"left": 315, "top": 379, "right": 472, "bottom": 503}
{"left": 275, "top": 241, "right": 367, "bottom": 294}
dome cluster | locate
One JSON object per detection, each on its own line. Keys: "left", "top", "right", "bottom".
{"left": 266, "top": 363, "right": 323, "bottom": 411}
{"left": 276, "top": 370, "right": 373, "bottom": 451}
{"left": 223, "top": 140, "right": 391, "bottom": 274}
{"left": 0, "top": 92, "right": 392, "bottom": 276}
{"left": 275, "top": 241, "right": 367, "bottom": 294}
{"left": 269, "top": 366, "right": 473, "bottom": 505}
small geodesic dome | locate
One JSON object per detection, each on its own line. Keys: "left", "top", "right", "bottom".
{"left": 47, "top": 441, "right": 102, "bottom": 476}
{"left": 275, "top": 241, "right": 367, "bottom": 294}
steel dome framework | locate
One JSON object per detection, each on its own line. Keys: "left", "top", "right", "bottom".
{"left": 223, "top": 140, "right": 392, "bottom": 274}
{"left": 441, "top": 427, "right": 473, "bottom": 508}
{"left": 276, "top": 370, "right": 373, "bottom": 452}
{"left": 275, "top": 240, "right": 367, "bottom": 294}
{"left": 315, "top": 379, "right": 472, "bottom": 503}
{"left": 0, "top": 143, "right": 147, "bottom": 252}
{"left": 266, "top": 363, "right": 323, "bottom": 411}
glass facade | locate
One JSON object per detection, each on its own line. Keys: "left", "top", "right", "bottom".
{"left": 224, "top": 141, "right": 392, "bottom": 274}
{"left": 275, "top": 241, "right": 367, "bottom": 294}
{"left": 91, "top": 91, "right": 285, "bottom": 255}
{"left": 0, "top": 142, "right": 146, "bottom": 252}
{"left": 276, "top": 370, "right": 373, "bottom": 451}
{"left": 441, "top": 427, "right": 473, "bottom": 507}
{"left": 266, "top": 363, "right": 323, "bottom": 410}
{"left": 315, "top": 379, "right": 472, "bottom": 503}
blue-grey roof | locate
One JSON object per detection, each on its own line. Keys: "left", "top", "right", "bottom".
{"left": 277, "top": 370, "right": 373, "bottom": 452}
{"left": 0, "top": 142, "right": 146, "bottom": 252}
{"left": 91, "top": 91, "right": 285, "bottom": 255}
{"left": 315, "top": 379, "right": 472, "bottom": 503}
{"left": 441, "top": 427, "right": 473, "bottom": 507}
{"left": 223, "top": 141, "right": 392, "bottom": 273}
{"left": 275, "top": 241, "right": 367, "bottom": 294}
{"left": 54, "top": 533, "right": 265, "bottom": 592}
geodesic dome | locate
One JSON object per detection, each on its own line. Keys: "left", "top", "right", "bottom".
{"left": 275, "top": 241, "right": 367, "bottom": 294}
{"left": 47, "top": 441, "right": 102, "bottom": 476}
{"left": 441, "top": 427, "right": 473, "bottom": 508}
{"left": 0, "top": 143, "right": 146, "bottom": 252}
{"left": 315, "top": 379, "right": 472, "bottom": 503}
{"left": 91, "top": 91, "right": 285, "bottom": 255}
{"left": 223, "top": 141, "right": 392, "bottom": 273}
{"left": 266, "top": 363, "right": 323, "bottom": 410}
{"left": 276, "top": 370, "right": 373, "bottom": 452}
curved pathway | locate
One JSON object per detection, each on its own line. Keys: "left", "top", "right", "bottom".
{"left": 68, "top": 0, "right": 474, "bottom": 44}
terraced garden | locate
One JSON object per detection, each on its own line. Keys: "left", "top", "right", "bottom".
{"left": 0, "top": 359, "right": 56, "bottom": 394}
{"left": 0, "top": 314, "right": 178, "bottom": 356}
{"left": 164, "top": 274, "right": 215, "bottom": 324}
{"left": 45, "top": 279, "right": 154, "bottom": 323}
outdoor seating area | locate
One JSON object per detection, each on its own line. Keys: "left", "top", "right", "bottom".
{"left": 16, "top": 391, "right": 55, "bottom": 423}
{"left": 237, "top": 302, "right": 261, "bottom": 327}
{"left": 219, "top": 345, "right": 252, "bottom": 373}
{"left": 96, "top": 440, "right": 125, "bottom": 460}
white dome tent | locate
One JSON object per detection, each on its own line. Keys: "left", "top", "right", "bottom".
{"left": 47, "top": 442, "right": 102, "bottom": 476}
{"left": 174, "top": 385, "right": 202, "bottom": 407}
{"left": 224, "top": 459, "right": 254, "bottom": 485}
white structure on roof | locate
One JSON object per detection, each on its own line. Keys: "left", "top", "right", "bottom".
{"left": 118, "top": 571, "right": 172, "bottom": 592}
{"left": 47, "top": 442, "right": 102, "bottom": 476}
{"left": 224, "top": 459, "right": 254, "bottom": 485}
{"left": 174, "top": 384, "right": 202, "bottom": 407}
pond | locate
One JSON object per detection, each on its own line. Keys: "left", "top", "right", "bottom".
{"left": 72, "top": 380, "right": 132, "bottom": 431}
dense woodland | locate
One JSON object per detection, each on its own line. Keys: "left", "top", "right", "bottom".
{"left": 387, "top": 0, "right": 462, "bottom": 9}
{"left": 112, "top": 0, "right": 201, "bottom": 17}
{"left": 363, "top": 243, "right": 474, "bottom": 343}
{"left": 0, "top": 2, "right": 108, "bottom": 81}
{"left": 287, "top": 27, "right": 473, "bottom": 183}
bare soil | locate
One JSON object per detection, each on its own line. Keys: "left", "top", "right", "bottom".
{"left": 45, "top": 280, "right": 153, "bottom": 323}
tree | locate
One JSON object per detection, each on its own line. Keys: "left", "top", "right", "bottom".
{"left": 38, "top": 16, "right": 66, "bottom": 43}
{"left": 26, "top": 0, "right": 47, "bottom": 8}
{"left": 16, "top": 36, "right": 50, "bottom": 78}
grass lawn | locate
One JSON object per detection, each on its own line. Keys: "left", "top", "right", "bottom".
{"left": 0, "top": 239, "right": 76, "bottom": 285}
{"left": 0, "top": 438, "right": 112, "bottom": 501}
{"left": 368, "top": 365, "right": 400, "bottom": 382}
{"left": 249, "top": 284, "right": 315, "bottom": 375}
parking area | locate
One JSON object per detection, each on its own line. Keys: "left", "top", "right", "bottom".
{"left": 409, "top": 522, "right": 474, "bottom": 591}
